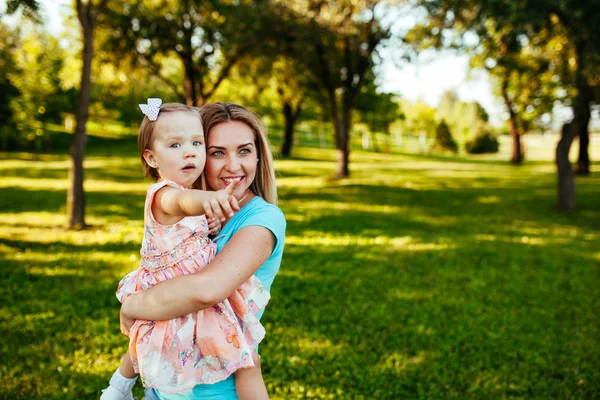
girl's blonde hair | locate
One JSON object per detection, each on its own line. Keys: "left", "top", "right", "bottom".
{"left": 137, "top": 102, "right": 202, "bottom": 184}
{"left": 199, "top": 102, "right": 278, "bottom": 205}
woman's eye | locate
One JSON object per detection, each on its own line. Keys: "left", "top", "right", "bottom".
{"left": 211, "top": 151, "right": 224, "bottom": 156}
{"left": 170, "top": 143, "right": 181, "bottom": 148}
{"left": 193, "top": 141, "right": 203, "bottom": 146}
{"left": 240, "top": 148, "right": 251, "bottom": 154}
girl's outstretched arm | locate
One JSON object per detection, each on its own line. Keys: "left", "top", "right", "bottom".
{"left": 120, "top": 225, "right": 275, "bottom": 332}
{"left": 156, "top": 182, "right": 238, "bottom": 223}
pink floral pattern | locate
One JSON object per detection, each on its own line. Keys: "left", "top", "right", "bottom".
{"left": 116, "top": 180, "right": 270, "bottom": 394}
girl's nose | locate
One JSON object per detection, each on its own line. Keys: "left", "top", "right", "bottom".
{"left": 184, "top": 144, "right": 196, "bottom": 158}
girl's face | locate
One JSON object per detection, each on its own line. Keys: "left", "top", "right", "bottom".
{"left": 143, "top": 111, "right": 206, "bottom": 188}
{"left": 205, "top": 121, "right": 258, "bottom": 199}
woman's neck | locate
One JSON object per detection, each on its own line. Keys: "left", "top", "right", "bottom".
{"left": 237, "top": 189, "right": 256, "bottom": 208}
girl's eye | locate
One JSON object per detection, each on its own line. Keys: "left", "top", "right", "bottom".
{"left": 193, "top": 140, "right": 203, "bottom": 146}
{"left": 170, "top": 143, "right": 181, "bottom": 148}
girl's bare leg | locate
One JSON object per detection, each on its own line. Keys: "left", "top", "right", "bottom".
{"left": 118, "top": 352, "right": 137, "bottom": 378}
{"left": 234, "top": 351, "right": 269, "bottom": 400}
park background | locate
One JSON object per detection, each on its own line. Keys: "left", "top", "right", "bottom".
{"left": 1, "top": 0, "right": 599, "bottom": 399}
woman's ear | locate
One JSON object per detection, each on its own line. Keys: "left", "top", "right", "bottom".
{"left": 143, "top": 149, "right": 156, "bottom": 168}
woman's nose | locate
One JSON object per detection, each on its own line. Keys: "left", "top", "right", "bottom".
{"left": 225, "top": 156, "right": 241, "bottom": 171}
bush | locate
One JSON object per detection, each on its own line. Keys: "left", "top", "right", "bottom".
{"left": 466, "top": 132, "right": 500, "bottom": 154}
{"left": 432, "top": 120, "right": 458, "bottom": 153}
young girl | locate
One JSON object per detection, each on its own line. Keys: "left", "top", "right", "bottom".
{"left": 101, "top": 100, "right": 270, "bottom": 400}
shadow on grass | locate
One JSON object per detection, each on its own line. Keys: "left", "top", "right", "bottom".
{"left": 2, "top": 131, "right": 137, "bottom": 157}
{"left": 0, "top": 236, "right": 139, "bottom": 255}
{"left": 281, "top": 180, "right": 600, "bottom": 236}
{"left": 0, "top": 186, "right": 145, "bottom": 220}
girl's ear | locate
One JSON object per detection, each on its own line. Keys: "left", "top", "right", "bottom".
{"left": 143, "top": 149, "right": 156, "bottom": 168}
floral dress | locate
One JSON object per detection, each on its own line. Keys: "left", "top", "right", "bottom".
{"left": 116, "top": 180, "right": 270, "bottom": 394}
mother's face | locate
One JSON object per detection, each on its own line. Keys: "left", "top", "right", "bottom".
{"left": 204, "top": 121, "right": 257, "bottom": 199}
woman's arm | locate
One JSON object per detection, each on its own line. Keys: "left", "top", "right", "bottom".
{"left": 121, "top": 225, "right": 275, "bottom": 322}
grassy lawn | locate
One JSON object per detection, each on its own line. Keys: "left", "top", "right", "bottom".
{"left": 1, "top": 132, "right": 599, "bottom": 399}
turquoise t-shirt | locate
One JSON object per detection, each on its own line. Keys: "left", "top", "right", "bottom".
{"left": 150, "top": 196, "right": 286, "bottom": 400}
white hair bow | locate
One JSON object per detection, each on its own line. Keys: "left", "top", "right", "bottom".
{"left": 139, "top": 98, "right": 162, "bottom": 121}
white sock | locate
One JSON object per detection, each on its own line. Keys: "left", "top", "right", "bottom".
{"left": 109, "top": 367, "right": 137, "bottom": 395}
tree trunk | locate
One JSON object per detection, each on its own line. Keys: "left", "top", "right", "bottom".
{"left": 325, "top": 89, "right": 350, "bottom": 178}
{"left": 501, "top": 80, "right": 523, "bottom": 165}
{"left": 576, "top": 127, "right": 590, "bottom": 175}
{"left": 280, "top": 101, "right": 296, "bottom": 158}
{"left": 334, "top": 108, "right": 351, "bottom": 178}
{"left": 183, "top": 58, "right": 197, "bottom": 106}
{"left": 67, "top": 23, "right": 93, "bottom": 228}
{"left": 556, "top": 122, "right": 577, "bottom": 211}
{"left": 574, "top": 67, "right": 592, "bottom": 175}
{"left": 510, "top": 123, "right": 523, "bottom": 164}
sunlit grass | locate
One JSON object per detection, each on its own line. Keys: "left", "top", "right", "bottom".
{"left": 1, "top": 140, "right": 599, "bottom": 399}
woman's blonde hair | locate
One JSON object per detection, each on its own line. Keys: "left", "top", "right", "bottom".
{"left": 137, "top": 102, "right": 202, "bottom": 185}
{"left": 199, "top": 102, "right": 278, "bottom": 205}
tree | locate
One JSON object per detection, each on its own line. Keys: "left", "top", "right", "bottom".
{"left": 4, "top": 0, "right": 41, "bottom": 22}
{"left": 401, "top": 100, "right": 438, "bottom": 153}
{"left": 546, "top": 3, "right": 599, "bottom": 175}
{"left": 8, "top": 24, "right": 75, "bottom": 152}
{"left": 355, "top": 71, "right": 401, "bottom": 152}
{"left": 556, "top": 121, "right": 576, "bottom": 211}
{"left": 274, "top": 57, "right": 313, "bottom": 158}
{"left": 9, "top": 0, "right": 111, "bottom": 225}
{"left": 62, "top": 0, "right": 110, "bottom": 228}
{"left": 406, "top": 0, "right": 557, "bottom": 164}
{"left": 276, "top": 0, "right": 391, "bottom": 177}
{"left": 433, "top": 120, "right": 458, "bottom": 153}
{"left": 103, "top": 0, "right": 267, "bottom": 106}
{"left": 0, "top": 21, "right": 20, "bottom": 148}
{"left": 436, "top": 90, "right": 489, "bottom": 146}
{"left": 209, "top": 53, "right": 318, "bottom": 158}
{"left": 408, "top": 0, "right": 598, "bottom": 170}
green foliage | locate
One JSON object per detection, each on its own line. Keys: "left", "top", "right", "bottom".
{"left": 355, "top": 71, "right": 402, "bottom": 135}
{"left": 4, "top": 0, "right": 41, "bottom": 23}
{"left": 466, "top": 132, "right": 500, "bottom": 154}
{"left": 400, "top": 100, "right": 438, "bottom": 137}
{"left": 436, "top": 90, "right": 488, "bottom": 143}
{"left": 101, "top": 0, "right": 274, "bottom": 105}
{"left": 1, "top": 142, "right": 599, "bottom": 398}
{"left": 0, "top": 22, "right": 21, "bottom": 149}
{"left": 0, "top": 22, "right": 76, "bottom": 151}
{"left": 432, "top": 120, "right": 458, "bottom": 153}
{"left": 274, "top": 0, "right": 392, "bottom": 174}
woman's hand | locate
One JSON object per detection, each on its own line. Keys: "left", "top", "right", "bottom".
{"left": 120, "top": 297, "right": 135, "bottom": 337}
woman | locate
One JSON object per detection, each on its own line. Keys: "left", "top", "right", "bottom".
{"left": 120, "top": 102, "right": 286, "bottom": 399}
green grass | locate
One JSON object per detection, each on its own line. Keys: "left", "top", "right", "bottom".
{"left": 1, "top": 134, "right": 599, "bottom": 399}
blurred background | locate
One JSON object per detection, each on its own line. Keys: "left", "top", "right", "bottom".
{"left": 1, "top": 0, "right": 599, "bottom": 399}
